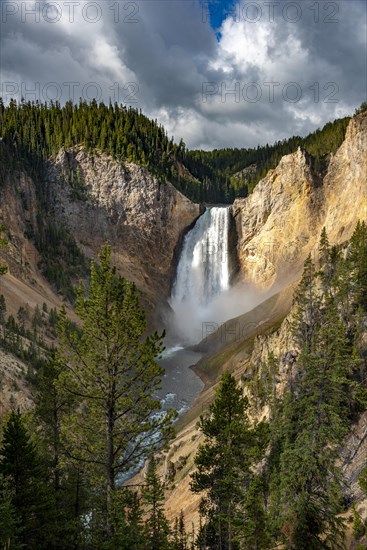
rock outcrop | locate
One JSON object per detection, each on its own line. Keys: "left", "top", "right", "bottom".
{"left": 233, "top": 112, "right": 367, "bottom": 289}
{"left": 48, "top": 148, "right": 201, "bottom": 304}
{"left": 0, "top": 348, "right": 33, "bottom": 419}
{"left": 0, "top": 148, "right": 201, "bottom": 315}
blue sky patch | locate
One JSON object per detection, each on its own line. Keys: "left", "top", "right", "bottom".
{"left": 201, "top": 0, "right": 238, "bottom": 38}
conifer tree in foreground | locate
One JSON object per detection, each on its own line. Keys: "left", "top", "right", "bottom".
{"left": 172, "top": 510, "right": 188, "bottom": 550}
{"left": 56, "top": 244, "right": 175, "bottom": 542}
{"left": 0, "top": 473, "right": 21, "bottom": 549}
{"left": 142, "top": 455, "right": 171, "bottom": 549}
{"left": 36, "top": 354, "right": 87, "bottom": 548}
{"left": 269, "top": 235, "right": 365, "bottom": 549}
{"left": 191, "top": 372, "right": 268, "bottom": 550}
{"left": 0, "top": 410, "right": 52, "bottom": 548}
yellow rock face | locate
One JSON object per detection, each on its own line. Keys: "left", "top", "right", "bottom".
{"left": 233, "top": 112, "right": 367, "bottom": 290}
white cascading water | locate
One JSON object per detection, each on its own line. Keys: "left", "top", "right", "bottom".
{"left": 169, "top": 206, "right": 231, "bottom": 343}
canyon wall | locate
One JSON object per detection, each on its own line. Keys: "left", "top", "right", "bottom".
{"left": 233, "top": 111, "right": 367, "bottom": 289}
{"left": 0, "top": 148, "right": 201, "bottom": 309}
{"left": 48, "top": 148, "right": 201, "bottom": 304}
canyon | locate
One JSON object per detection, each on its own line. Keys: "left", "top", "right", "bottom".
{"left": 0, "top": 110, "right": 366, "bottom": 542}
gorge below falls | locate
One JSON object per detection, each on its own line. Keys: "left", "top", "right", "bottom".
{"left": 158, "top": 205, "right": 238, "bottom": 417}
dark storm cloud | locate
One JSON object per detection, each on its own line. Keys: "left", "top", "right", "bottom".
{"left": 0, "top": 0, "right": 366, "bottom": 149}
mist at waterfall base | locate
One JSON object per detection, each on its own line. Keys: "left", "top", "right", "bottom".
{"left": 168, "top": 206, "right": 260, "bottom": 346}
{"left": 157, "top": 206, "right": 265, "bottom": 421}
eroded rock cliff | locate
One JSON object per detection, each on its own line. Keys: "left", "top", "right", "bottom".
{"left": 233, "top": 111, "right": 367, "bottom": 289}
{"left": 48, "top": 147, "right": 201, "bottom": 304}
{"left": 0, "top": 148, "right": 201, "bottom": 310}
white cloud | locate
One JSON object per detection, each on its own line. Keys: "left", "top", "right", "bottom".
{"left": 1, "top": 0, "right": 366, "bottom": 149}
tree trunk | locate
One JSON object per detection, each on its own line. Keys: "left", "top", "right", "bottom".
{"left": 106, "top": 403, "right": 115, "bottom": 539}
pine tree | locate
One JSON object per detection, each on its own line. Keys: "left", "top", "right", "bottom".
{"left": 0, "top": 294, "right": 6, "bottom": 327}
{"left": 172, "top": 510, "right": 188, "bottom": 550}
{"left": 57, "top": 244, "right": 175, "bottom": 540}
{"left": 292, "top": 255, "right": 321, "bottom": 352}
{"left": 35, "top": 354, "right": 86, "bottom": 548}
{"left": 319, "top": 227, "right": 330, "bottom": 267}
{"left": 17, "top": 305, "right": 29, "bottom": 334}
{"left": 348, "top": 220, "right": 367, "bottom": 312}
{"left": 359, "top": 466, "right": 367, "bottom": 496}
{"left": 107, "top": 488, "right": 145, "bottom": 550}
{"left": 0, "top": 474, "right": 21, "bottom": 549}
{"left": 0, "top": 410, "right": 52, "bottom": 548}
{"left": 318, "top": 227, "right": 334, "bottom": 294}
{"left": 125, "top": 490, "right": 145, "bottom": 550}
{"left": 242, "top": 476, "right": 271, "bottom": 549}
{"left": 190, "top": 372, "right": 268, "bottom": 550}
{"left": 32, "top": 304, "right": 43, "bottom": 338}
{"left": 142, "top": 456, "right": 171, "bottom": 550}
{"left": 271, "top": 267, "right": 355, "bottom": 548}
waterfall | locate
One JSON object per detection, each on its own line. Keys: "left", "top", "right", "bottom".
{"left": 169, "top": 206, "right": 231, "bottom": 342}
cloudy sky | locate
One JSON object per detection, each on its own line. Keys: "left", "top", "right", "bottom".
{"left": 1, "top": 0, "right": 366, "bottom": 149}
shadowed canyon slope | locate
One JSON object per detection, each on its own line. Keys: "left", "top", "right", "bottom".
{"left": 0, "top": 148, "right": 201, "bottom": 308}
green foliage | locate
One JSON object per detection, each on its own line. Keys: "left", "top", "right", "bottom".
{"left": 35, "top": 217, "right": 88, "bottom": 302}
{"left": 265, "top": 229, "right": 367, "bottom": 549}
{"left": 0, "top": 295, "right": 6, "bottom": 326}
{"left": 0, "top": 246, "right": 179, "bottom": 548}
{"left": 0, "top": 411, "right": 53, "bottom": 548}
{"left": 142, "top": 456, "right": 171, "bottom": 550}
{"left": 0, "top": 98, "right": 351, "bottom": 204}
{"left": 56, "top": 244, "right": 176, "bottom": 538}
{"left": 359, "top": 466, "right": 367, "bottom": 496}
{"left": 191, "top": 372, "right": 269, "bottom": 549}
{"left": 352, "top": 505, "right": 366, "bottom": 540}
{"left": 172, "top": 511, "right": 188, "bottom": 550}
{"left": 0, "top": 294, "right": 55, "bottom": 378}
{"left": 0, "top": 474, "right": 21, "bottom": 549}
{"left": 243, "top": 225, "right": 367, "bottom": 549}
{"left": 0, "top": 98, "right": 187, "bottom": 195}
{"left": 348, "top": 220, "right": 367, "bottom": 312}
{"left": 0, "top": 137, "right": 87, "bottom": 300}
{"left": 35, "top": 354, "right": 87, "bottom": 548}
{"left": 185, "top": 115, "right": 350, "bottom": 198}
{"left": 115, "top": 489, "right": 145, "bottom": 550}
{"left": 355, "top": 102, "right": 367, "bottom": 115}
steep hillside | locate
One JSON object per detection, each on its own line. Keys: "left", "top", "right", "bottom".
{"left": 233, "top": 111, "right": 367, "bottom": 289}
{"left": 0, "top": 146, "right": 200, "bottom": 308}
{"left": 48, "top": 147, "right": 201, "bottom": 303}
